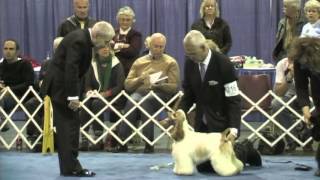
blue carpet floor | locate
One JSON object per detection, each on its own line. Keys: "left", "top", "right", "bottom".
{"left": 0, "top": 152, "right": 319, "bottom": 180}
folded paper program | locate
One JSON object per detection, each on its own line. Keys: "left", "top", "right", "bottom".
{"left": 149, "top": 71, "right": 168, "bottom": 84}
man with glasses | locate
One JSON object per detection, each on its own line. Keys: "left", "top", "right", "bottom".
{"left": 41, "top": 21, "right": 115, "bottom": 177}
{"left": 181, "top": 30, "right": 241, "bottom": 172}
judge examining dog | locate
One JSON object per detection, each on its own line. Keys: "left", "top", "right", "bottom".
{"left": 41, "top": 21, "right": 115, "bottom": 177}
{"left": 180, "top": 30, "right": 242, "bottom": 173}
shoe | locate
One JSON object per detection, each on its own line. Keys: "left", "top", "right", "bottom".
{"left": 64, "top": 169, "right": 96, "bottom": 177}
{"left": 144, "top": 144, "right": 154, "bottom": 153}
{"left": 286, "top": 143, "right": 297, "bottom": 152}
{"left": 0, "top": 120, "right": 9, "bottom": 132}
{"left": 16, "top": 137, "right": 23, "bottom": 151}
{"left": 114, "top": 144, "right": 128, "bottom": 153}
{"left": 303, "top": 144, "right": 314, "bottom": 153}
{"left": 79, "top": 139, "right": 89, "bottom": 151}
{"left": 27, "top": 135, "right": 42, "bottom": 152}
{"left": 89, "top": 141, "right": 104, "bottom": 151}
{"left": 104, "top": 134, "right": 117, "bottom": 152}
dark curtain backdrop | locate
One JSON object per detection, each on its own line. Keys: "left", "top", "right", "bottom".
{"left": 0, "top": 0, "right": 308, "bottom": 73}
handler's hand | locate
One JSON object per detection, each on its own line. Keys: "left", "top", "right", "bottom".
{"left": 68, "top": 100, "right": 80, "bottom": 111}
{"left": 302, "top": 106, "right": 312, "bottom": 128}
{"left": 226, "top": 133, "right": 236, "bottom": 144}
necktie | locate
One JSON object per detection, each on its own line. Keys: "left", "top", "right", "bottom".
{"left": 199, "top": 63, "right": 206, "bottom": 81}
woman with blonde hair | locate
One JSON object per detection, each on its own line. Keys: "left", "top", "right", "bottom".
{"left": 191, "top": 0, "right": 232, "bottom": 54}
{"left": 300, "top": 0, "right": 320, "bottom": 38}
{"left": 273, "top": 0, "right": 305, "bottom": 64}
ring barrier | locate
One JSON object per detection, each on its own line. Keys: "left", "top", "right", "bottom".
{"left": 0, "top": 87, "right": 314, "bottom": 150}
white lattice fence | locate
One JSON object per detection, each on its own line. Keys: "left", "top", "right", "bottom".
{"left": 0, "top": 87, "right": 314, "bottom": 150}
{"left": 0, "top": 86, "right": 44, "bottom": 149}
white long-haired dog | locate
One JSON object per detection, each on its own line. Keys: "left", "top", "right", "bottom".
{"left": 167, "top": 109, "right": 243, "bottom": 176}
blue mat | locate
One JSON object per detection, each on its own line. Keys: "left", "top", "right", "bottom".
{"left": 0, "top": 152, "right": 318, "bottom": 180}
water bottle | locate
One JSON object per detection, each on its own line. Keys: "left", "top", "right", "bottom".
{"left": 16, "top": 137, "right": 23, "bottom": 151}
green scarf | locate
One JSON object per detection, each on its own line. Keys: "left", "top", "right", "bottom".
{"left": 97, "top": 55, "right": 112, "bottom": 92}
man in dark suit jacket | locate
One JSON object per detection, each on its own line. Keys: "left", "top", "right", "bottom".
{"left": 41, "top": 21, "right": 115, "bottom": 177}
{"left": 57, "top": 0, "right": 96, "bottom": 37}
{"left": 181, "top": 30, "right": 241, "bottom": 172}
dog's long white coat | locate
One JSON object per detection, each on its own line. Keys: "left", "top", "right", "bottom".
{"left": 171, "top": 110, "right": 244, "bottom": 176}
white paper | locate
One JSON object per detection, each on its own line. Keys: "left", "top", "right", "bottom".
{"left": 149, "top": 72, "right": 163, "bottom": 84}
{"left": 86, "top": 90, "right": 100, "bottom": 98}
{"left": 154, "top": 76, "right": 168, "bottom": 83}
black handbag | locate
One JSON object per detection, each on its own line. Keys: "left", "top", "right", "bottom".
{"left": 257, "top": 128, "right": 286, "bottom": 155}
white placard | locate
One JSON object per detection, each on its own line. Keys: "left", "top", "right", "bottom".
{"left": 224, "top": 81, "right": 240, "bottom": 97}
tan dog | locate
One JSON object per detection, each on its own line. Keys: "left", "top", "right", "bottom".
{"left": 168, "top": 110, "right": 243, "bottom": 176}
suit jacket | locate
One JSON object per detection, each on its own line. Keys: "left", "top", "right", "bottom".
{"left": 41, "top": 29, "right": 93, "bottom": 105}
{"left": 113, "top": 28, "right": 142, "bottom": 76}
{"left": 57, "top": 15, "right": 96, "bottom": 37}
{"left": 181, "top": 51, "right": 241, "bottom": 133}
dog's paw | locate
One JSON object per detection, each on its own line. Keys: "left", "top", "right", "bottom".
{"left": 173, "top": 165, "right": 194, "bottom": 176}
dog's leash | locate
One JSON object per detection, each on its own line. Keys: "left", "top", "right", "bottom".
{"left": 150, "top": 162, "right": 174, "bottom": 171}
{"left": 264, "top": 160, "right": 313, "bottom": 171}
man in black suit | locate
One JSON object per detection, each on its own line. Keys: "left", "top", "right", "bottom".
{"left": 41, "top": 21, "right": 115, "bottom": 177}
{"left": 181, "top": 30, "right": 241, "bottom": 172}
{"left": 57, "top": 0, "right": 96, "bottom": 37}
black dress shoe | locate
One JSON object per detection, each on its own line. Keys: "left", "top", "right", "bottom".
{"left": 79, "top": 140, "right": 89, "bottom": 151}
{"left": 64, "top": 169, "right": 96, "bottom": 177}
{"left": 0, "top": 120, "right": 9, "bottom": 132}
{"left": 115, "top": 144, "right": 128, "bottom": 153}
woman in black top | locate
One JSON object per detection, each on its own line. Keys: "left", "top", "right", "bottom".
{"left": 289, "top": 37, "right": 320, "bottom": 176}
{"left": 191, "top": 0, "right": 232, "bottom": 54}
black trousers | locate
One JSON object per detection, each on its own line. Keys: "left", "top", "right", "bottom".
{"left": 80, "top": 98, "right": 106, "bottom": 134}
{"left": 25, "top": 97, "right": 44, "bottom": 137}
{"left": 316, "top": 143, "right": 320, "bottom": 169}
{"left": 52, "top": 101, "right": 82, "bottom": 175}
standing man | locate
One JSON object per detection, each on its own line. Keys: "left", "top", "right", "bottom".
{"left": 181, "top": 30, "right": 241, "bottom": 172}
{"left": 41, "top": 21, "right": 115, "bottom": 177}
{"left": 57, "top": 0, "right": 96, "bottom": 37}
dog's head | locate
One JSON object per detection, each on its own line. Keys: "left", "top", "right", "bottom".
{"left": 159, "top": 109, "right": 187, "bottom": 127}
{"left": 171, "top": 109, "right": 187, "bottom": 123}
{"left": 167, "top": 109, "right": 187, "bottom": 142}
